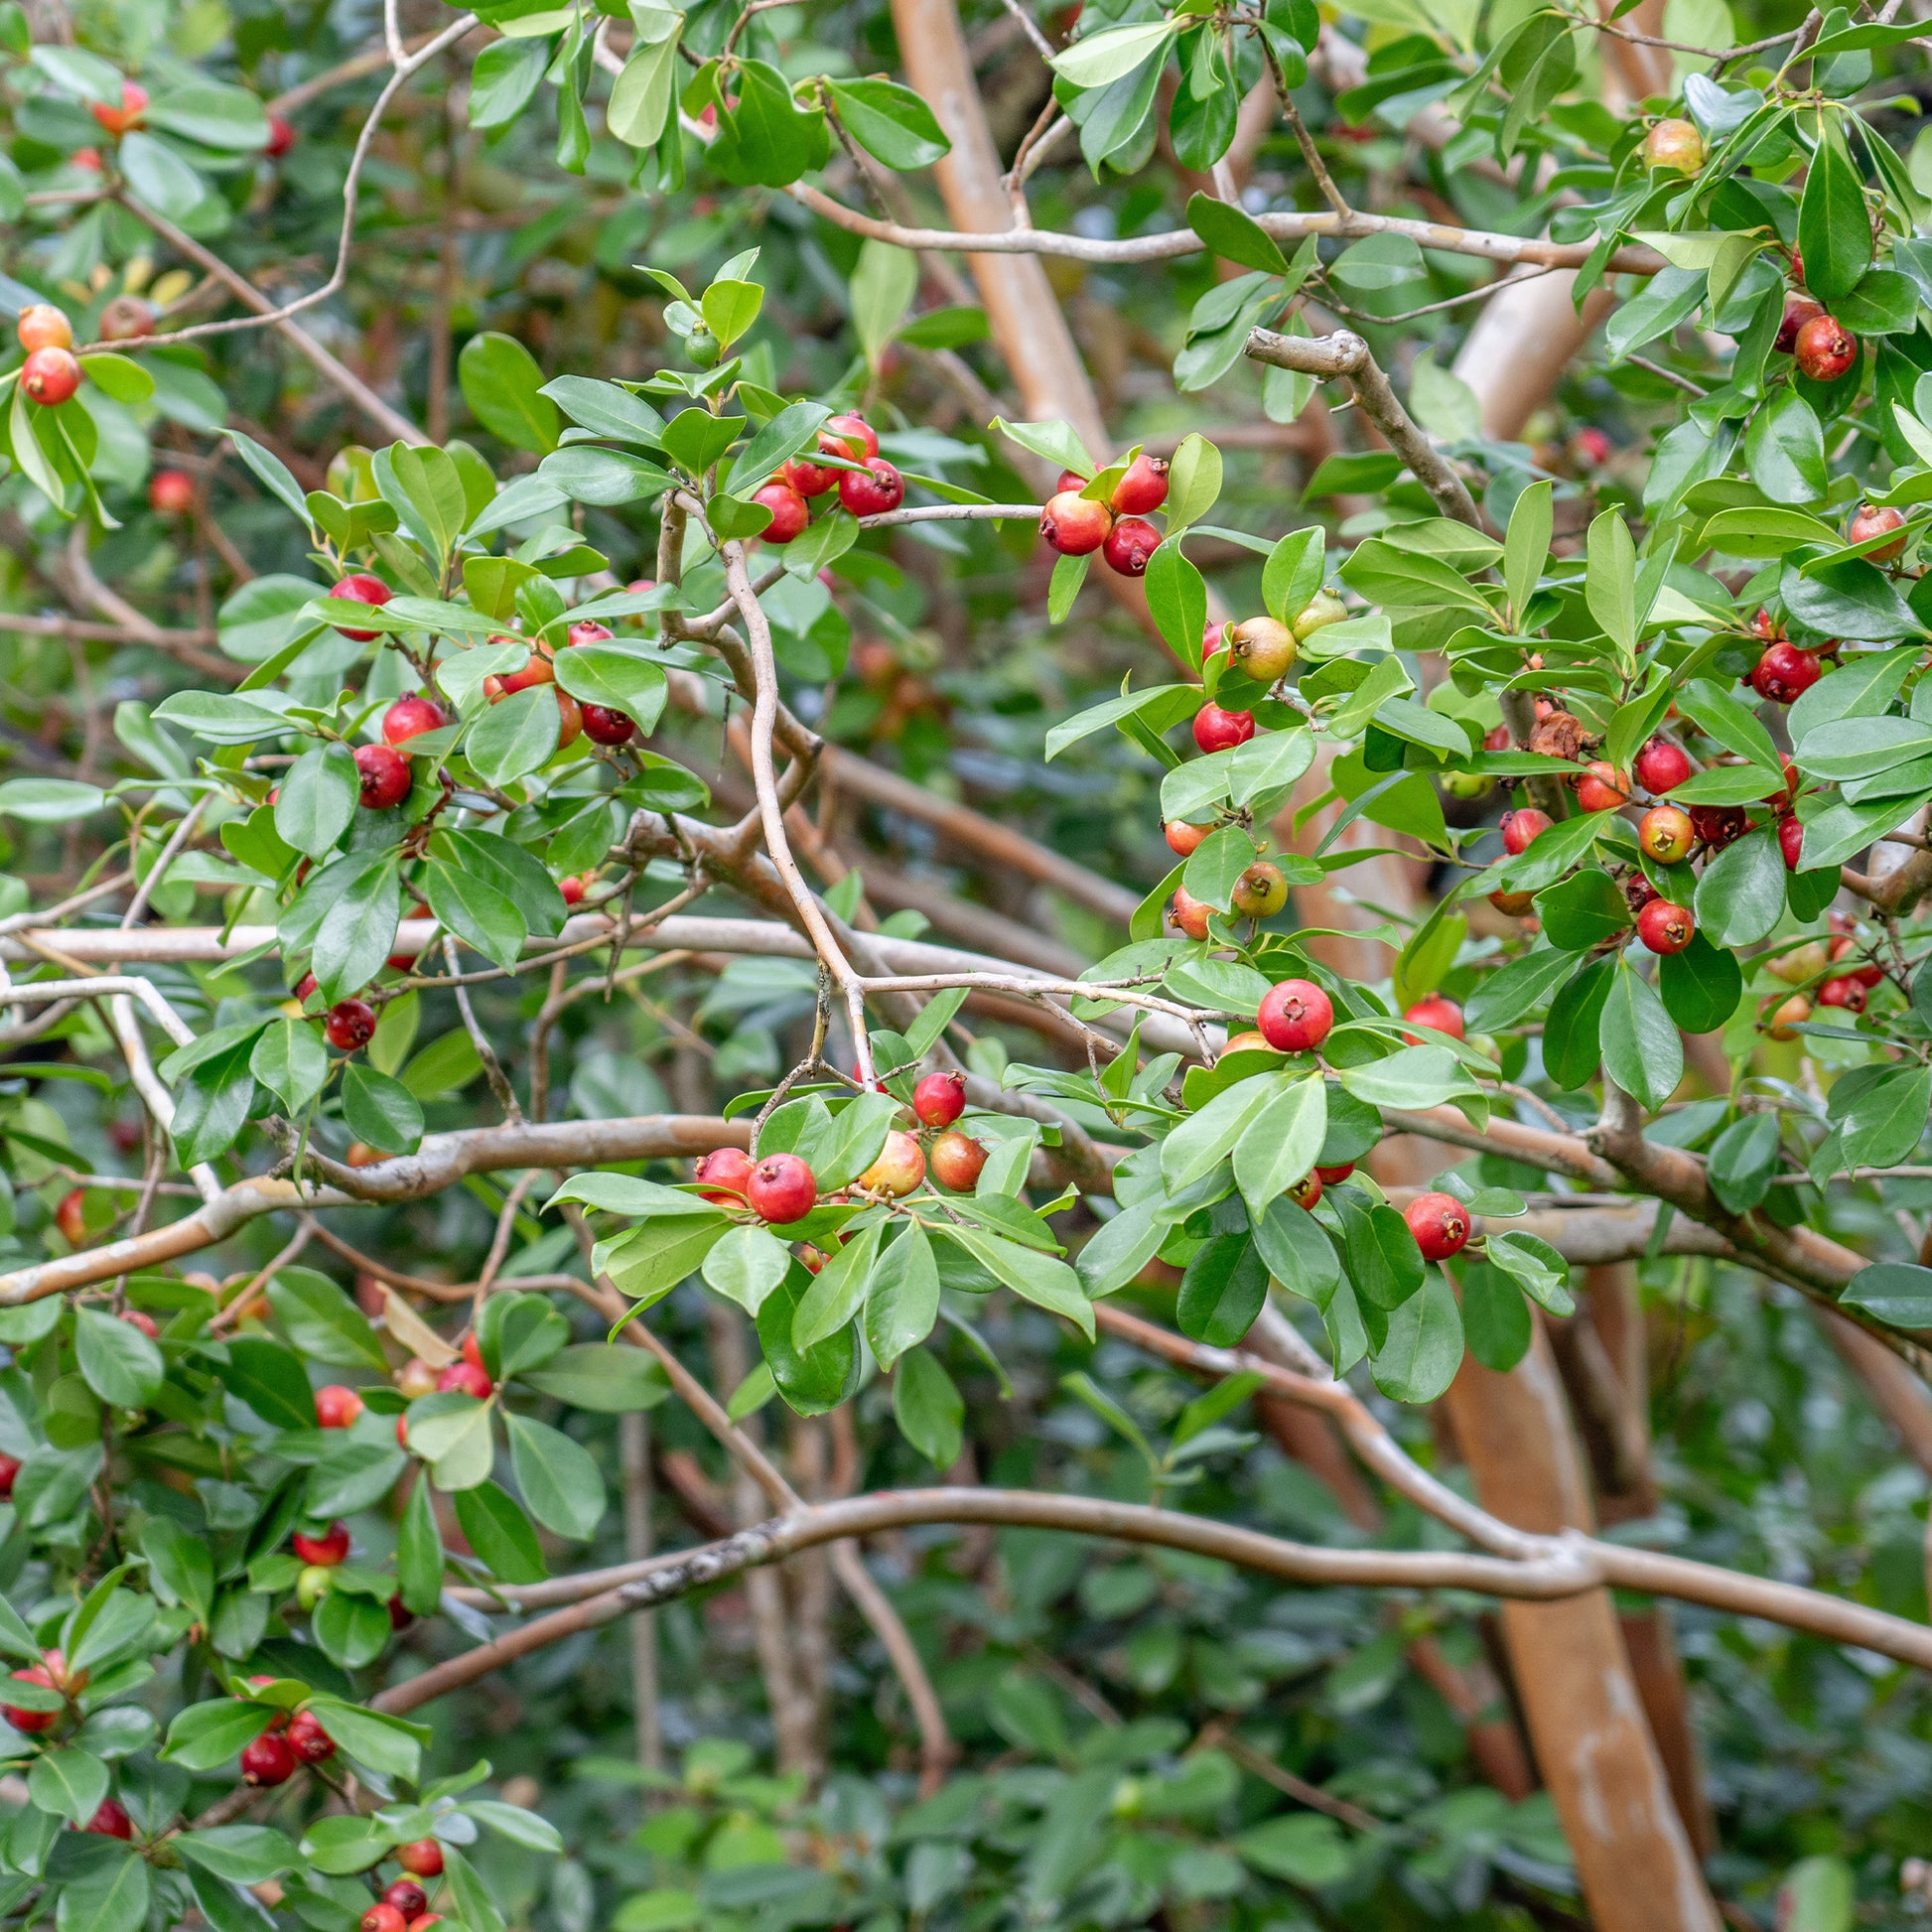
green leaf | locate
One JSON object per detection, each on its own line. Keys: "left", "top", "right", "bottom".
{"left": 1231, "top": 1075, "right": 1327, "bottom": 1217}
{"left": 1842, "top": 1262, "right": 1932, "bottom": 1329}
{"left": 213, "top": 1336, "right": 316, "bottom": 1429}
{"left": 479, "top": 1292, "right": 570, "bottom": 1379}
{"left": 1465, "top": 945, "right": 1577, "bottom": 1033}
{"left": 459, "top": 333, "right": 561, "bottom": 455}
{"left": 1461, "top": 1263, "right": 1532, "bottom": 1371}
{"left": 1797, "top": 114, "right": 1871, "bottom": 300}
{"left": 1166, "top": 433, "right": 1221, "bottom": 535}
{"left": 1657, "top": 931, "right": 1743, "bottom": 1034}
{"left": 72, "top": 1306, "right": 163, "bottom": 1409}
{"left": 454, "top": 1482, "right": 548, "bottom": 1585}
{"left": 300, "top": 1699, "right": 427, "bottom": 1782}
{"left": 266, "top": 1266, "right": 387, "bottom": 1371}
{"left": 940, "top": 1225, "right": 1094, "bottom": 1339}
{"left": 1176, "top": 1232, "right": 1268, "bottom": 1347}
{"left": 1184, "top": 192, "right": 1287, "bottom": 274}
{"left": 30, "top": 1744, "right": 108, "bottom": 1823}
{"left": 119, "top": 130, "right": 207, "bottom": 221}
{"left": 1694, "top": 828, "right": 1786, "bottom": 947}
{"left": 519, "top": 1343, "right": 670, "bottom": 1412}
{"left": 1162, "top": 1073, "right": 1280, "bottom": 1192}
{"left": 756, "top": 1262, "right": 861, "bottom": 1416}
{"left": 396, "top": 1470, "right": 446, "bottom": 1614}
{"left": 1584, "top": 507, "right": 1637, "bottom": 652}
{"left": 1534, "top": 867, "right": 1631, "bottom": 951}
{"left": 552, "top": 645, "right": 668, "bottom": 731}
{"left": 466, "top": 684, "right": 562, "bottom": 787}
{"left": 1542, "top": 955, "right": 1612, "bottom": 1090}
{"left": 249, "top": 1019, "right": 329, "bottom": 1118}
{"left": 1049, "top": 17, "right": 1176, "bottom": 85}
{"left": 893, "top": 1346, "right": 964, "bottom": 1468}
{"left": 312, "top": 1590, "right": 392, "bottom": 1670}
{"left": 1332, "top": 1192, "right": 1425, "bottom": 1311}
{"left": 865, "top": 1221, "right": 941, "bottom": 1368}
{"left": 1369, "top": 1269, "right": 1462, "bottom": 1403}
{"left": 162, "top": 1698, "right": 277, "bottom": 1770}
{"left": 470, "top": 36, "right": 551, "bottom": 128}
{"left": 792, "top": 1223, "right": 886, "bottom": 1352}
{"left": 699, "top": 1221, "right": 792, "bottom": 1316}
{"left": 1503, "top": 480, "right": 1551, "bottom": 623}
{"left": 1482, "top": 1229, "right": 1575, "bottom": 1314}
{"left": 827, "top": 77, "right": 949, "bottom": 169}
{"left": 275, "top": 743, "right": 358, "bottom": 859}
{"left": 410, "top": 1392, "right": 496, "bottom": 1492}
{"left": 1707, "top": 1111, "right": 1780, "bottom": 1213}
{"left": 56, "top": 1844, "right": 148, "bottom": 1932}
{"left": 608, "top": 35, "right": 680, "bottom": 147}
{"left": 1744, "top": 387, "right": 1827, "bottom": 506}
{"left": 1599, "top": 962, "right": 1683, "bottom": 1111}
{"left": 175, "top": 1829, "right": 300, "bottom": 1885}
{"left": 342, "top": 1063, "right": 425, "bottom": 1158}
{"left": 505, "top": 1412, "right": 606, "bottom": 1539}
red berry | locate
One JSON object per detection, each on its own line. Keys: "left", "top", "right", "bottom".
{"left": 1170, "top": 888, "right": 1212, "bottom": 941}
{"left": 293, "top": 1521, "right": 349, "bottom": 1567}
{"left": 838, "top": 459, "right": 903, "bottom": 516}
{"left": 382, "top": 696, "right": 445, "bottom": 747}
{"left": 753, "top": 482, "right": 810, "bottom": 544}
{"left": 409, "top": 1918, "right": 443, "bottom": 1932}
{"left": 1828, "top": 936, "right": 1883, "bottom": 987}
{"left": 363, "top": 1906, "right": 407, "bottom": 1932}
{"left": 1500, "top": 809, "right": 1552, "bottom": 856}
{"left": 295, "top": 973, "right": 319, "bottom": 1002}
{"left": 1404, "top": 1190, "right": 1470, "bottom": 1262}
{"left": 56, "top": 1188, "right": 87, "bottom": 1246}
{"left": 1314, "top": 1164, "right": 1354, "bottom": 1184}
{"left": 819, "top": 412, "right": 879, "bottom": 461}
{"left": 499, "top": 653, "right": 554, "bottom": 694}
{"left": 1633, "top": 737, "right": 1690, "bottom": 794}
{"left": 1192, "top": 705, "right": 1255, "bottom": 755}
{"left": 781, "top": 454, "right": 838, "bottom": 497}
{"left": 1574, "top": 760, "right": 1628, "bottom": 813}
{"left": 1102, "top": 515, "right": 1160, "bottom": 577}
{"left": 1165, "top": 820, "right": 1211, "bottom": 857}
{"left": 315, "top": 1385, "right": 364, "bottom": 1429}
{"left": 241, "top": 1731, "right": 298, "bottom": 1786}
{"left": 120, "top": 1310, "right": 158, "bottom": 1339}
{"left": 912, "top": 1070, "right": 966, "bottom": 1128}
{"left": 581, "top": 703, "right": 635, "bottom": 746}
{"left": 396, "top": 1840, "right": 446, "bottom": 1878}
{"left": 1110, "top": 453, "right": 1170, "bottom": 515}
{"left": 148, "top": 468, "right": 194, "bottom": 516}
{"left": 3, "top": 1664, "right": 58, "bottom": 1733}
{"left": 266, "top": 114, "right": 296, "bottom": 158}
{"left": 565, "top": 620, "right": 613, "bottom": 646}
{"left": 1403, "top": 995, "right": 1464, "bottom": 1042}
{"left": 748, "top": 1153, "right": 817, "bottom": 1224}
{"left": 1038, "top": 489, "right": 1112, "bottom": 556}
{"left": 1258, "top": 979, "right": 1334, "bottom": 1053}
{"left": 287, "top": 1710, "right": 336, "bottom": 1763}
{"left": 1779, "top": 815, "right": 1804, "bottom": 871}
{"left": 1793, "top": 313, "right": 1856, "bottom": 381}
{"left": 857, "top": 1130, "right": 926, "bottom": 1198}
{"left": 436, "top": 1361, "right": 493, "bottom": 1400}
{"left": 96, "top": 292, "right": 151, "bottom": 338}
{"left": 354, "top": 743, "right": 412, "bottom": 810}
{"left": 1055, "top": 469, "right": 1087, "bottom": 492}
{"left": 1691, "top": 804, "right": 1747, "bottom": 850}
{"left": 0, "top": 1455, "right": 19, "bottom": 1500}
{"left": 21, "top": 346, "right": 79, "bottom": 406}
{"left": 694, "top": 1147, "right": 755, "bottom": 1204}
{"left": 1481, "top": 724, "right": 1511, "bottom": 753}
{"left": 82, "top": 1798, "right": 131, "bottom": 1839}
{"left": 1636, "top": 899, "right": 1694, "bottom": 955}
{"left": 1638, "top": 805, "right": 1694, "bottom": 864}
{"left": 16, "top": 304, "right": 71, "bottom": 353}
{"left": 928, "top": 1131, "right": 987, "bottom": 1192}
{"left": 1749, "top": 641, "right": 1821, "bottom": 704}
{"left": 1818, "top": 975, "right": 1867, "bottom": 1015}
{"left": 1572, "top": 427, "right": 1612, "bottom": 467}
{"left": 329, "top": 574, "right": 392, "bottom": 641}
{"left": 383, "top": 1884, "right": 428, "bottom": 1920}
{"left": 90, "top": 81, "right": 148, "bottom": 135}
{"left": 325, "top": 1000, "right": 376, "bottom": 1052}
{"left": 1775, "top": 291, "right": 1823, "bottom": 354}
{"left": 1848, "top": 502, "right": 1907, "bottom": 562}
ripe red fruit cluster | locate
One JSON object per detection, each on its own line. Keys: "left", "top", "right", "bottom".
{"left": 779, "top": 414, "right": 903, "bottom": 519}
{"left": 1404, "top": 1191, "right": 1470, "bottom": 1262}
{"left": 1258, "top": 979, "right": 1334, "bottom": 1053}
{"left": 748, "top": 1153, "right": 817, "bottom": 1224}
{"left": 325, "top": 999, "right": 377, "bottom": 1052}
{"left": 1038, "top": 452, "right": 1170, "bottom": 579}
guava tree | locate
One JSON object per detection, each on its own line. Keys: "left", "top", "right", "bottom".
{"left": 0, "top": 0, "right": 1923, "bottom": 1926}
